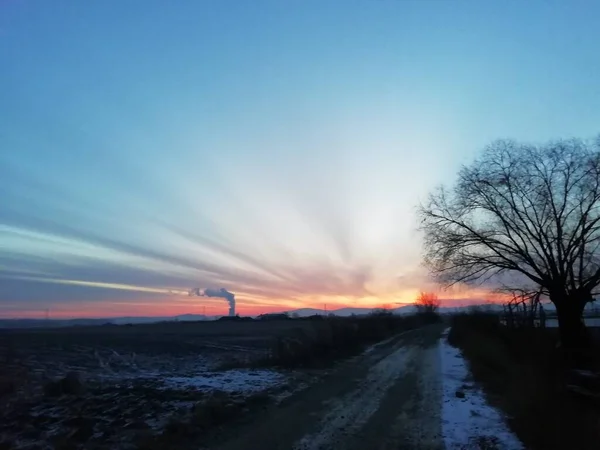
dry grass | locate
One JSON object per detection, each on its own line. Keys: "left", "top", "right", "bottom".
{"left": 135, "top": 390, "right": 274, "bottom": 450}
{"left": 0, "top": 321, "right": 294, "bottom": 450}
{"left": 0, "top": 313, "right": 440, "bottom": 449}
{"left": 264, "top": 312, "right": 441, "bottom": 368}
{"left": 448, "top": 311, "right": 600, "bottom": 450}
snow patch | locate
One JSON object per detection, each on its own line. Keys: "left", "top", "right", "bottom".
{"left": 293, "top": 344, "right": 415, "bottom": 449}
{"left": 440, "top": 327, "right": 523, "bottom": 450}
{"left": 162, "top": 369, "right": 285, "bottom": 393}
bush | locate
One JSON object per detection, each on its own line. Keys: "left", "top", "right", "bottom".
{"left": 137, "top": 391, "right": 273, "bottom": 449}
{"left": 265, "top": 312, "right": 439, "bottom": 368}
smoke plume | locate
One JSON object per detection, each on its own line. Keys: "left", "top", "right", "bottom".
{"left": 189, "top": 287, "right": 236, "bottom": 316}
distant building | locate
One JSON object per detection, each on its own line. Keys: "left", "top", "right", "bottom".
{"left": 257, "top": 313, "right": 290, "bottom": 321}
{"left": 217, "top": 315, "right": 242, "bottom": 321}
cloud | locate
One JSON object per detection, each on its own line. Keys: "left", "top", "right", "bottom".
{"left": 0, "top": 91, "right": 451, "bottom": 317}
{"left": 0, "top": 214, "right": 382, "bottom": 313}
{"left": 0, "top": 189, "right": 502, "bottom": 318}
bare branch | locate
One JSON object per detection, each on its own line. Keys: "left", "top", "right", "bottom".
{"left": 420, "top": 136, "right": 600, "bottom": 305}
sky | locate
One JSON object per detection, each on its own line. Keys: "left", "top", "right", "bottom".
{"left": 1, "top": 1, "right": 599, "bottom": 318}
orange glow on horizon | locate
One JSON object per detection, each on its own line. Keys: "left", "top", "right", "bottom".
{"left": 0, "top": 285, "right": 511, "bottom": 319}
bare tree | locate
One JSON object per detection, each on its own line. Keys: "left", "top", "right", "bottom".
{"left": 502, "top": 288, "right": 542, "bottom": 328}
{"left": 415, "top": 292, "right": 441, "bottom": 314}
{"left": 419, "top": 137, "right": 600, "bottom": 348}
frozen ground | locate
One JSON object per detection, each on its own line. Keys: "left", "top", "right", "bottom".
{"left": 2, "top": 323, "right": 529, "bottom": 449}
{"left": 291, "top": 327, "right": 524, "bottom": 450}
{"left": 292, "top": 342, "right": 417, "bottom": 449}
{"left": 163, "top": 368, "right": 286, "bottom": 393}
{"left": 0, "top": 365, "right": 292, "bottom": 450}
{"left": 439, "top": 328, "right": 523, "bottom": 450}
{"left": 215, "top": 325, "right": 446, "bottom": 450}
{"left": 0, "top": 320, "right": 307, "bottom": 449}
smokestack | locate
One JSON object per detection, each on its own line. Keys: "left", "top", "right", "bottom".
{"left": 189, "top": 287, "right": 236, "bottom": 317}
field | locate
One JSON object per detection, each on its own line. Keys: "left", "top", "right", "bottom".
{"left": 0, "top": 313, "right": 430, "bottom": 449}
{"left": 0, "top": 319, "right": 320, "bottom": 450}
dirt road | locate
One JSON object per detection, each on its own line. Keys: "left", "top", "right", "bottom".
{"left": 213, "top": 325, "right": 445, "bottom": 450}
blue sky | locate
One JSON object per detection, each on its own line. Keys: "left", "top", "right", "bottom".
{"left": 1, "top": 1, "right": 599, "bottom": 317}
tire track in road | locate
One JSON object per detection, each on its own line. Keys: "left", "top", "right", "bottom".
{"left": 292, "top": 344, "right": 417, "bottom": 450}
{"left": 213, "top": 325, "right": 444, "bottom": 450}
{"left": 350, "top": 334, "right": 443, "bottom": 450}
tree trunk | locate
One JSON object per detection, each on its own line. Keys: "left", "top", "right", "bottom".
{"left": 553, "top": 296, "right": 589, "bottom": 350}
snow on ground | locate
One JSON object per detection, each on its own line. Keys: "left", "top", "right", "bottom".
{"left": 439, "top": 328, "right": 523, "bottom": 450}
{"left": 162, "top": 369, "right": 286, "bottom": 393}
{"left": 292, "top": 344, "right": 416, "bottom": 450}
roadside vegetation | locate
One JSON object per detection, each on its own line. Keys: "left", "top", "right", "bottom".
{"left": 448, "top": 309, "right": 600, "bottom": 450}
{"left": 263, "top": 307, "right": 441, "bottom": 369}
{"left": 420, "top": 136, "right": 600, "bottom": 351}
{"left": 421, "top": 135, "right": 600, "bottom": 449}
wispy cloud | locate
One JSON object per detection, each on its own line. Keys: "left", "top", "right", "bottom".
{"left": 3, "top": 1, "right": 597, "bottom": 318}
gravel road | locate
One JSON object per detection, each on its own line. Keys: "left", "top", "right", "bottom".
{"left": 213, "top": 324, "right": 446, "bottom": 450}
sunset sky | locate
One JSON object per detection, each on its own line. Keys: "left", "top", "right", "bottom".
{"left": 1, "top": 1, "right": 599, "bottom": 318}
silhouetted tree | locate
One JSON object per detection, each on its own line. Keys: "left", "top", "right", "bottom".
{"left": 420, "top": 137, "right": 600, "bottom": 349}
{"left": 502, "top": 288, "right": 542, "bottom": 328}
{"left": 415, "top": 292, "right": 441, "bottom": 313}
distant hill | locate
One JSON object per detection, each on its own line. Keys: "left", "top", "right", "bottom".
{"left": 284, "top": 307, "right": 389, "bottom": 317}
{"left": 284, "top": 304, "right": 491, "bottom": 317}
{"left": 284, "top": 308, "right": 328, "bottom": 317}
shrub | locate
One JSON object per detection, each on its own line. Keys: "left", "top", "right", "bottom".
{"left": 137, "top": 391, "right": 272, "bottom": 449}
{"left": 265, "top": 312, "right": 439, "bottom": 368}
{"left": 415, "top": 292, "right": 441, "bottom": 314}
